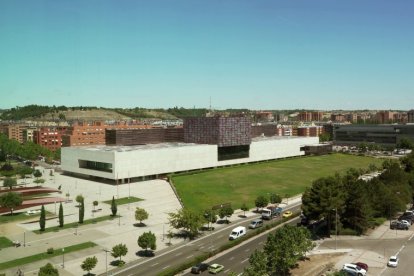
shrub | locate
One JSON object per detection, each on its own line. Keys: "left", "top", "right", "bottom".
{"left": 47, "top": 247, "right": 54, "bottom": 254}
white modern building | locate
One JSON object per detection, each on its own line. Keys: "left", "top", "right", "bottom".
{"left": 61, "top": 136, "right": 319, "bottom": 182}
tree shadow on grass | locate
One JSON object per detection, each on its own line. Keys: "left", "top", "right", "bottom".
{"left": 133, "top": 222, "right": 147, "bottom": 227}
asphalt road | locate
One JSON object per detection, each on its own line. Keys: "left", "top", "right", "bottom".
{"left": 381, "top": 232, "right": 414, "bottom": 276}
{"left": 108, "top": 203, "right": 302, "bottom": 276}
{"left": 183, "top": 217, "right": 301, "bottom": 275}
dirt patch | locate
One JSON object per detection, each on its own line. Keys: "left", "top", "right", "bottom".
{"left": 291, "top": 253, "right": 345, "bottom": 276}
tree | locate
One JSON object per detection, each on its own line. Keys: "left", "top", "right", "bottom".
{"left": 398, "top": 138, "right": 414, "bottom": 149}
{"left": 263, "top": 225, "right": 314, "bottom": 275}
{"left": 240, "top": 203, "right": 249, "bottom": 217}
{"left": 81, "top": 256, "right": 98, "bottom": 275}
{"left": 111, "top": 243, "right": 128, "bottom": 264}
{"left": 111, "top": 196, "right": 118, "bottom": 216}
{"left": 135, "top": 207, "right": 149, "bottom": 225}
{"left": 218, "top": 205, "right": 234, "bottom": 223}
{"left": 3, "top": 177, "right": 17, "bottom": 190}
{"left": 58, "top": 202, "right": 64, "bottom": 227}
{"left": 93, "top": 200, "right": 98, "bottom": 211}
{"left": 203, "top": 209, "right": 217, "bottom": 230}
{"left": 79, "top": 198, "right": 85, "bottom": 223}
{"left": 39, "top": 204, "right": 46, "bottom": 231}
{"left": 38, "top": 262, "right": 59, "bottom": 276}
{"left": 243, "top": 250, "right": 269, "bottom": 276}
{"left": 0, "top": 192, "right": 23, "bottom": 215}
{"left": 75, "top": 194, "right": 84, "bottom": 206}
{"left": 168, "top": 208, "right": 205, "bottom": 239}
{"left": 138, "top": 231, "right": 157, "bottom": 255}
{"left": 33, "top": 169, "right": 42, "bottom": 178}
{"left": 255, "top": 195, "right": 268, "bottom": 211}
{"left": 17, "top": 166, "right": 33, "bottom": 178}
{"left": 269, "top": 193, "right": 282, "bottom": 204}
{"left": 319, "top": 133, "right": 331, "bottom": 143}
{"left": 301, "top": 175, "right": 346, "bottom": 237}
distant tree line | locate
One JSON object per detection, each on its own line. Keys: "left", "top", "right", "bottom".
{"left": 0, "top": 105, "right": 99, "bottom": 120}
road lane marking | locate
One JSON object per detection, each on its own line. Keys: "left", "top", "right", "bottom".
{"left": 186, "top": 255, "right": 194, "bottom": 259}
{"left": 245, "top": 248, "right": 250, "bottom": 252}
{"left": 241, "top": 258, "right": 249, "bottom": 263}
{"left": 162, "top": 265, "right": 170, "bottom": 270}
{"left": 224, "top": 269, "right": 230, "bottom": 273}
{"left": 229, "top": 257, "right": 235, "bottom": 261}
{"left": 199, "top": 246, "right": 204, "bottom": 249}
{"left": 175, "top": 252, "right": 182, "bottom": 256}
{"left": 151, "top": 263, "right": 159, "bottom": 267}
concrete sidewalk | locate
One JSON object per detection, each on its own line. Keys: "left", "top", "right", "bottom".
{"left": 0, "top": 166, "right": 303, "bottom": 276}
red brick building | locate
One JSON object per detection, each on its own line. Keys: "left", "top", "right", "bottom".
{"left": 33, "top": 127, "right": 67, "bottom": 151}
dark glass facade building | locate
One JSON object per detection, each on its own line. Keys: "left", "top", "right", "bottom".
{"left": 333, "top": 124, "right": 414, "bottom": 146}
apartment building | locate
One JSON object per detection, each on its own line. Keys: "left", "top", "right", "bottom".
{"left": 62, "top": 121, "right": 153, "bottom": 147}
{"left": 0, "top": 123, "right": 28, "bottom": 143}
{"left": 33, "top": 127, "right": 67, "bottom": 151}
{"left": 296, "top": 126, "right": 324, "bottom": 137}
{"left": 408, "top": 110, "right": 414, "bottom": 123}
{"left": 298, "top": 111, "right": 324, "bottom": 122}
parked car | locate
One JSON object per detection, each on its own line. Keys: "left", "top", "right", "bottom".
{"left": 399, "top": 220, "right": 411, "bottom": 228}
{"left": 399, "top": 214, "right": 414, "bottom": 224}
{"left": 249, "top": 219, "right": 263, "bottom": 229}
{"left": 353, "top": 262, "right": 368, "bottom": 271}
{"left": 342, "top": 263, "right": 367, "bottom": 276}
{"left": 387, "top": 256, "right": 399, "bottom": 267}
{"left": 191, "top": 263, "right": 209, "bottom": 274}
{"left": 208, "top": 263, "right": 224, "bottom": 274}
{"left": 390, "top": 220, "right": 409, "bottom": 230}
{"left": 282, "top": 211, "right": 293, "bottom": 218}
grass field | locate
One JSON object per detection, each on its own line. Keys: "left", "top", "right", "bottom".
{"left": 0, "top": 237, "right": 13, "bottom": 249}
{"left": 102, "top": 196, "right": 143, "bottom": 206}
{"left": 172, "top": 154, "right": 383, "bottom": 212}
{"left": 0, "top": 242, "right": 96, "bottom": 270}
{"left": 33, "top": 215, "right": 120, "bottom": 234}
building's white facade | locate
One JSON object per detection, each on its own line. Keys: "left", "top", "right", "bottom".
{"left": 61, "top": 136, "right": 319, "bottom": 181}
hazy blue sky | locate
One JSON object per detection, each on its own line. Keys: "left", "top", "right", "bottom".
{"left": 1, "top": 0, "right": 413, "bottom": 110}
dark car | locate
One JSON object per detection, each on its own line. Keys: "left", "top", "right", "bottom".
{"left": 191, "top": 263, "right": 209, "bottom": 274}
{"left": 399, "top": 214, "right": 414, "bottom": 224}
{"left": 353, "top": 262, "right": 369, "bottom": 271}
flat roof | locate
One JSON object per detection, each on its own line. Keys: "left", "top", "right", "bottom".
{"left": 68, "top": 142, "right": 208, "bottom": 152}
{"left": 66, "top": 135, "right": 316, "bottom": 153}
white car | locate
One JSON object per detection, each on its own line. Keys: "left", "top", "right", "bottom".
{"left": 342, "top": 263, "right": 367, "bottom": 275}
{"left": 387, "top": 255, "right": 399, "bottom": 267}
{"left": 399, "top": 220, "right": 410, "bottom": 228}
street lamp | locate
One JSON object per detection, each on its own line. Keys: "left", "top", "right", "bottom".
{"left": 23, "top": 231, "right": 26, "bottom": 247}
{"left": 332, "top": 208, "right": 338, "bottom": 250}
{"left": 103, "top": 249, "right": 110, "bottom": 275}
{"left": 62, "top": 248, "right": 65, "bottom": 268}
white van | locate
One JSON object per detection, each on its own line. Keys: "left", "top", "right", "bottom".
{"left": 229, "top": 226, "right": 246, "bottom": 240}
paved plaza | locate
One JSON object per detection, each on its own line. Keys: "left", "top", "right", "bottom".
{"left": 0, "top": 166, "right": 183, "bottom": 275}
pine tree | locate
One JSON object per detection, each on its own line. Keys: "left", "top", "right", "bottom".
{"left": 79, "top": 198, "right": 85, "bottom": 223}
{"left": 58, "top": 202, "right": 64, "bottom": 227}
{"left": 111, "top": 196, "right": 117, "bottom": 216}
{"left": 39, "top": 204, "right": 46, "bottom": 231}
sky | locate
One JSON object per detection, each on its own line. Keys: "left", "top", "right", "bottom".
{"left": 0, "top": 0, "right": 413, "bottom": 110}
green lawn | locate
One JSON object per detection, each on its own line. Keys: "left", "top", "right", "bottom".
{"left": 172, "top": 153, "right": 383, "bottom": 212}
{"left": 0, "top": 236, "right": 13, "bottom": 249}
{"left": 102, "top": 196, "right": 143, "bottom": 205}
{"left": 0, "top": 242, "right": 96, "bottom": 270}
{"left": 0, "top": 211, "right": 52, "bottom": 224}
{"left": 33, "top": 215, "right": 120, "bottom": 234}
